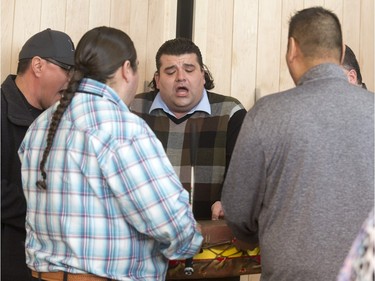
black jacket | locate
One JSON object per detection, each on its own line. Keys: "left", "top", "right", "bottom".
{"left": 1, "top": 74, "right": 41, "bottom": 281}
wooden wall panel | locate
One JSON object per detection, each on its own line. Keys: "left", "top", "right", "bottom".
{"left": 231, "top": 0, "right": 259, "bottom": 109}
{"left": 11, "top": 0, "right": 42, "bottom": 73}
{"left": 194, "top": 0, "right": 374, "bottom": 110}
{"left": 143, "top": 0, "right": 177, "bottom": 91}
{"left": 109, "top": 0, "right": 149, "bottom": 93}
{"left": 89, "top": 0, "right": 111, "bottom": 27}
{"left": 192, "top": 0, "right": 209, "bottom": 65}
{"left": 40, "top": 0, "right": 68, "bottom": 30}
{"left": 110, "top": 0, "right": 132, "bottom": 29}
{"left": 1, "top": 0, "right": 373, "bottom": 107}
{"left": 256, "top": 0, "right": 283, "bottom": 99}
{"left": 342, "top": 1, "right": 361, "bottom": 52}
{"left": 324, "top": 0, "right": 343, "bottom": 21}
{"left": 279, "top": 0, "right": 304, "bottom": 93}
{"left": 0, "top": 0, "right": 176, "bottom": 94}
{"left": 1, "top": 0, "right": 16, "bottom": 77}
{"left": 65, "top": 0, "right": 90, "bottom": 44}
{"left": 359, "top": 0, "right": 374, "bottom": 90}
{"left": 193, "top": 0, "right": 234, "bottom": 98}
{"left": 304, "top": 0, "right": 325, "bottom": 7}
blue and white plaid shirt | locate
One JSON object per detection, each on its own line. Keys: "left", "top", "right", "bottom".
{"left": 19, "top": 78, "right": 203, "bottom": 281}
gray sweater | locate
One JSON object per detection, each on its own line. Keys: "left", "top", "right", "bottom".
{"left": 222, "top": 64, "right": 374, "bottom": 281}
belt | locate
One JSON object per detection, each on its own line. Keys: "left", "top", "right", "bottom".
{"left": 32, "top": 270, "right": 113, "bottom": 281}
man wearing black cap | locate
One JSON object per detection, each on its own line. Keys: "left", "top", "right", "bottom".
{"left": 1, "top": 28, "right": 75, "bottom": 281}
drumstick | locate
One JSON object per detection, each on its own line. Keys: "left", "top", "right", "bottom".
{"left": 184, "top": 165, "right": 194, "bottom": 275}
{"left": 189, "top": 122, "right": 197, "bottom": 210}
{"left": 184, "top": 122, "right": 198, "bottom": 276}
{"left": 190, "top": 166, "right": 195, "bottom": 210}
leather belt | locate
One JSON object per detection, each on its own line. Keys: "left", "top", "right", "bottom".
{"left": 32, "top": 270, "right": 113, "bottom": 281}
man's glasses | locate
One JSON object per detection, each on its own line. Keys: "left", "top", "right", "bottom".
{"left": 44, "top": 58, "right": 73, "bottom": 73}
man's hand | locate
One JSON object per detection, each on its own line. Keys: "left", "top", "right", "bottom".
{"left": 211, "top": 201, "right": 225, "bottom": 220}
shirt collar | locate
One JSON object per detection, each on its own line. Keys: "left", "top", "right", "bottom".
{"left": 149, "top": 89, "right": 211, "bottom": 117}
{"left": 77, "top": 78, "right": 129, "bottom": 112}
{"left": 298, "top": 63, "right": 348, "bottom": 86}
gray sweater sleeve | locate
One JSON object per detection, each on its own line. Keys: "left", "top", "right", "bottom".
{"left": 222, "top": 111, "right": 265, "bottom": 245}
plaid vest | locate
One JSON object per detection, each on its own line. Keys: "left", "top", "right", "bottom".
{"left": 131, "top": 91, "right": 246, "bottom": 219}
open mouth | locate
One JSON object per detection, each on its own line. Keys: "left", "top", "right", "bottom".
{"left": 176, "top": 86, "right": 189, "bottom": 95}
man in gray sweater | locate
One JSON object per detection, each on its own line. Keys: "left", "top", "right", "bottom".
{"left": 221, "top": 6, "right": 374, "bottom": 281}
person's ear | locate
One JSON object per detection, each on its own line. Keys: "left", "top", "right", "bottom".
{"left": 201, "top": 68, "right": 206, "bottom": 86}
{"left": 122, "top": 60, "right": 133, "bottom": 82}
{"left": 286, "top": 37, "right": 298, "bottom": 64}
{"left": 154, "top": 71, "right": 160, "bottom": 89}
{"left": 286, "top": 37, "right": 302, "bottom": 85}
{"left": 346, "top": 69, "right": 358, "bottom": 85}
{"left": 31, "top": 56, "right": 43, "bottom": 77}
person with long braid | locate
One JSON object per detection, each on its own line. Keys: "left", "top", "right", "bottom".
{"left": 18, "top": 26, "right": 203, "bottom": 281}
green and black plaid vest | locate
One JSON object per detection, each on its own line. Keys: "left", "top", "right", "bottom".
{"left": 131, "top": 91, "right": 246, "bottom": 219}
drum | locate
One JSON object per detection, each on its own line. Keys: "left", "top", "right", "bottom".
{"left": 166, "top": 220, "right": 261, "bottom": 279}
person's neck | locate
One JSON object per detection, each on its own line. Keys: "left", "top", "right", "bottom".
{"left": 295, "top": 57, "right": 340, "bottom": 85}
{"left": 15, "top": 74, "right": 42, "bottom": 109}
{"left": 173, "top": 112, "right": 188, "bottom": 119}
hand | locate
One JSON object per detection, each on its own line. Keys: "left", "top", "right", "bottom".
{"left": 211, "top": 201, "right": 225, "bottom": 220}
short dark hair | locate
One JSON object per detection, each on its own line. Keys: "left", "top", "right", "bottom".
{"left": 288, "top": 6, "right": 343, "bottom": 62}
{"left": 16, "top": 59, "right": 32, "bottom": 74}
{"left": 149, "top": 38, "right": 214, "bottom": 90}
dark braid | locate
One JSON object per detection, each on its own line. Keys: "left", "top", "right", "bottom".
{"left": 36, "top": 70, "right": 84, "bottom": 189}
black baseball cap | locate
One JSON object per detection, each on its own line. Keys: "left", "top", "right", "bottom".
{"left": 19, "top": 28, "right": 75, "bottom": 66}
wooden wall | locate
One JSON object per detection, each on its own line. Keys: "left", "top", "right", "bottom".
{"left": 194, "top": 0, "right": 374, "bottom": 109}
{"left": 1, "top": 0, "right": 373, "bottom": 110}
{"left": 0, "top": 0, "right": 177, "bottom": 95}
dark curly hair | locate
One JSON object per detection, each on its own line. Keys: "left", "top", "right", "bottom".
{"left": 148, "top": 38, "right": 214, "bottom": 91}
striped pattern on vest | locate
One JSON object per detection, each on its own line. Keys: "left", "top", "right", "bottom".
{"left": 131, "top": 91, "right": 245, "bottom": 219}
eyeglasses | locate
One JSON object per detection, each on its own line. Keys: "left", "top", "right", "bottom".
{"left": 44, "top": 58, "right": 73, "bottom": 73}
